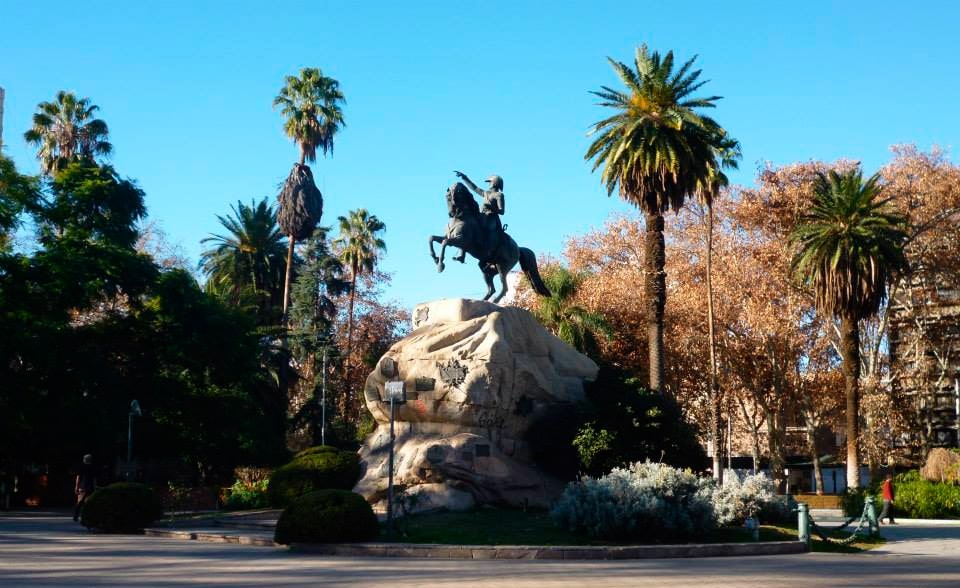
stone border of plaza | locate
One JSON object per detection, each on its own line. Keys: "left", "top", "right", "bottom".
{"left": 290, "top": 541, "right": 808, "bottom": 559}
{"left": 145, "top": 528, "right": 808, "bottom": 559}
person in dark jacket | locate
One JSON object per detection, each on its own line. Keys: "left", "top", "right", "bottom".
{"left": 73, "top": 454, "right": 96, "bottom": 522}
{"left": 879, "top": 472, "right": 896, "bottom": 524}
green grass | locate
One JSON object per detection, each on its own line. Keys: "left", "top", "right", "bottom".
{"left": 385, "top": 507, "right": 874, "bottom": 549}
{"left": 764, "top": 522, "right": 886, "bottom": 553}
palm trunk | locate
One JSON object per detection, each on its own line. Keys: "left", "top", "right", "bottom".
{"left": 298, "top": 144, "right": 307, "bottom": 166}
{"left": 643, "top": 210, "right": 667, "bottom": 395}
{"left": 282, "top": 237, "right": 295, "bottom": 321}
{"left": 343, "top": 272, "right": 357, "bottom": 415}
{"left": 840, "top": 313, "right": 862, "bottom": 490}
{"left": 706, "top": 204, "right": 721, "bottom": 481}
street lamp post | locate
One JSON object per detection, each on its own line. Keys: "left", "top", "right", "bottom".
{"left": 383, "top": 381, "right": 406, "bottom": 539}
{"left": 321, "top": 348, "right": 328, "bottom": 446}
{"left": 127, "top": 400, "right": 142, "bottom": 472}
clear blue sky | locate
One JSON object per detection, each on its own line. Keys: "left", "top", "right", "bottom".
{"left": 3, "top": 1, "right": 958, "bottom": 309}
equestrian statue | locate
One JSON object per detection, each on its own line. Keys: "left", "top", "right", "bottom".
{"left": 428, "top": 171, "right": 551, "bottom": 303}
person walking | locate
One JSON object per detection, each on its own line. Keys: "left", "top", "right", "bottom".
{"left": 879, "top": 472, "right": 896, "bottom": 525}
{"left": 73, "top": 454, "right": 96, "bottom": 522}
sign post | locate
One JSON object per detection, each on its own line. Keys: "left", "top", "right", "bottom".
{"left": 384, "top": 381, "right": 406, "bottom": 539}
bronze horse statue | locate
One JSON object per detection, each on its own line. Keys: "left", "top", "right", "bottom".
{"left": 428, "top": 182, "right": 551, "bottom": 303}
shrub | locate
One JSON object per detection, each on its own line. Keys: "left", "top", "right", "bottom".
{"left": 80, "top": 482, "right": 164, "bottom": 532}
{"left": 223, "top": 479, "right": 270, "bottom": 510}
{"left": 921, "top": 448, "right": 960, "bottom": 484}
{"left": 268, "top": 446, "right": 360, "bottom": 507}
{"left": 892, "top": 470, "right": 960, "bottom": 519}
{"left": 274, "top": 489, "right": 379, "bottom": 544}
{"left": 712, "top": 472, "right": 788, "bottom": 526}
{"left": 551, "top": 461, "right": 715, "bottom": 542}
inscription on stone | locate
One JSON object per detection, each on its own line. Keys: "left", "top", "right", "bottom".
{"left": 415, "top": 377, "right": 436, "bottom": 391}
{"left": 380, "top": 357, "right": 397, "bottom": 378}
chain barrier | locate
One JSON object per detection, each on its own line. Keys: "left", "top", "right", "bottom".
{"left": 807, "top": 502, "right": 874, "bottom": 545}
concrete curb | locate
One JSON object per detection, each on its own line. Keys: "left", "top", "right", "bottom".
{"left": 145, "top": 528, "right": 809, "bottom": 559}
{"left": 289, "top": 540, "right": 809, "bottom": 560}
{"left": 144, "top": 528, "right": 278, "bottom": 547}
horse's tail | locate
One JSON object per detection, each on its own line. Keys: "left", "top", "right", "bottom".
{"left": 518, "top": 247, "right": 551, "bottom": 297}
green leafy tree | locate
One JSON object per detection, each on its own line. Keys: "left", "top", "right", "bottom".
{"left": 584, "top": 45, "right": 739, "bottom": 395}
{"left": 790, "top": 168, "right": 909, "bottom": 489}
{"left": 273, "top": 67, "right": 344, "bottom": 318}
{"left": 332, "top": 209, "right": 385, "bottom": 410}
{"left": 24, "top": 91, "right": 113, "bottom": 175}
{"left": 532, "top": 265, "right": 611, "bottom": 356}
{"left": 0, "top": 155, "right": 40, "bottom": 253}
{"left": 200, "top": 198, "right": 287, "bottom": 321}
{"left": 288, "top": 227, "right": 350, "bottom": 443}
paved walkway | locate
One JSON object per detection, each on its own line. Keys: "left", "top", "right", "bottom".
{"left": 3, "top": 511, "right": 960, "bottom": 586}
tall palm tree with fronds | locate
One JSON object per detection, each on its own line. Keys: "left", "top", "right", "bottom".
{"left": 532, "top": 266, "right": 611, "bottom": 356}
{"left": 200, "top": 198, "right": 288, "bottom": 318}
{"left": 333, "top": 209, "right": 386, "bottom": 406}
{"left": 273, "top": 67, "right": 346, "bottom": 319}
{"left": 24, "top": 91, "right": 112, "bottom": 175}
{"left": 585, "top": 45, "right": 739, "bottom": 395}
{"left": 790, "top": 168, "right": 908, "bottom": 489}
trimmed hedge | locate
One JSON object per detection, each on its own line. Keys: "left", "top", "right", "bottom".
{"left": 274, "top": 489, "right": 379, "bottom": 544}
{"left": 268, "top": 446, "right": 361, "bottom": 507}
{"left": 843, "top": 470, "right": 960, "bottom": 519}
{"left": 80, "top": 482, "right": 164, "bottom": 532}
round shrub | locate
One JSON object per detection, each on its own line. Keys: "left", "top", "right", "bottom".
{"left": 80, "top": 482, "right": 163, "bottom": 533}
{"left": 268, "top": 446, "right": 361, "bottom": 507}
{"left": 274, "top": 489, "right": 379, "bottom": 544}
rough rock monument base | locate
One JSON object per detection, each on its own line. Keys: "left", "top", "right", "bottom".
{"left": 354, "top": 298, "right": 598, "bottom": 513}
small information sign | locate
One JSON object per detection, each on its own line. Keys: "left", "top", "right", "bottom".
{"left": 385, "top": 381, "right": 406, "bottom": 403}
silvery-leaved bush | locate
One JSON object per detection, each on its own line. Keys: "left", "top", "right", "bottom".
{"left": 551, "top": 461, "right": 716, "bottom": 541}
{"left": 711, "top": 471, "right": 780, "bottom": 526}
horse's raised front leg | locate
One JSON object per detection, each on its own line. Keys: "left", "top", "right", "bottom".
{"left": 492, "top": 266, "right": 510, "bottom": 303}
{"left": 437, "top": 237, "right": 456, "bottom": 272}
{"left": 429, "top": 235, "right": 449, "bottom": 272}
{"left": 481, "top": 262, "right": 497, "bottom": 301}
{"left": 454, "top": 249, "right": 466, "bottom": 263}
{"left": 428, "top": 235, "right": 442, "bottom": 263}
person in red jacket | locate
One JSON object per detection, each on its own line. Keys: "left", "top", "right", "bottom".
{"left": 879, "top": 472, "right": 896, "bottom": 524}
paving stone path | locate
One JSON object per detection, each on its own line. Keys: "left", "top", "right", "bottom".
{"left": 2, "top": 511, "right": 960, "bottom": 587}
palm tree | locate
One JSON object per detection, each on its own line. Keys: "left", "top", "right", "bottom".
{"left": 200, "top": 198, "right": 288, "bottom": 318}
{"left": 585, "top": 45, "right": 739, "bottom": 395}
{"left": 532, "top": 266, "right": 611, "bottom": 356}
{"left": 24, "top": 91, "right": 112, "bottom": 175}
{"left": 273, "top": 68, "right": 345, "bottom": 320}
{"left": 333, "top": 209, "right": 386, "bottom": 407}
{"left": 790, "top": 168, "right": 908, "bottom": 489}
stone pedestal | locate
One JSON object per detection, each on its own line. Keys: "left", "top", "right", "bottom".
{"left": 354, "top": 298, "right": 598, "bottom": 512}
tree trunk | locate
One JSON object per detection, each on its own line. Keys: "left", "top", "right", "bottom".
{"left": 298, "top": 144, "right": 307, "bottom": 166}
{"left": 643, "top": 210, "right": 667, "bottom": 395}
{"left": 766, "top": 410, "right": 786, "bottom": 493}
{"left": 282, "top": 237, "right": 295, "bottom": 321}
{"left": 806, "top": 422, "right": 824, "bottom": 495}
{"left": 840, "top": 313, "right": 862, "bottom": 490}
{"left": 706, "top": 204, "right": 722, "bottom": 482}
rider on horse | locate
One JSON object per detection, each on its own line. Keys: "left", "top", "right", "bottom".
{"left": 454, "top": 171, "right": 505, "bottom": 261}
